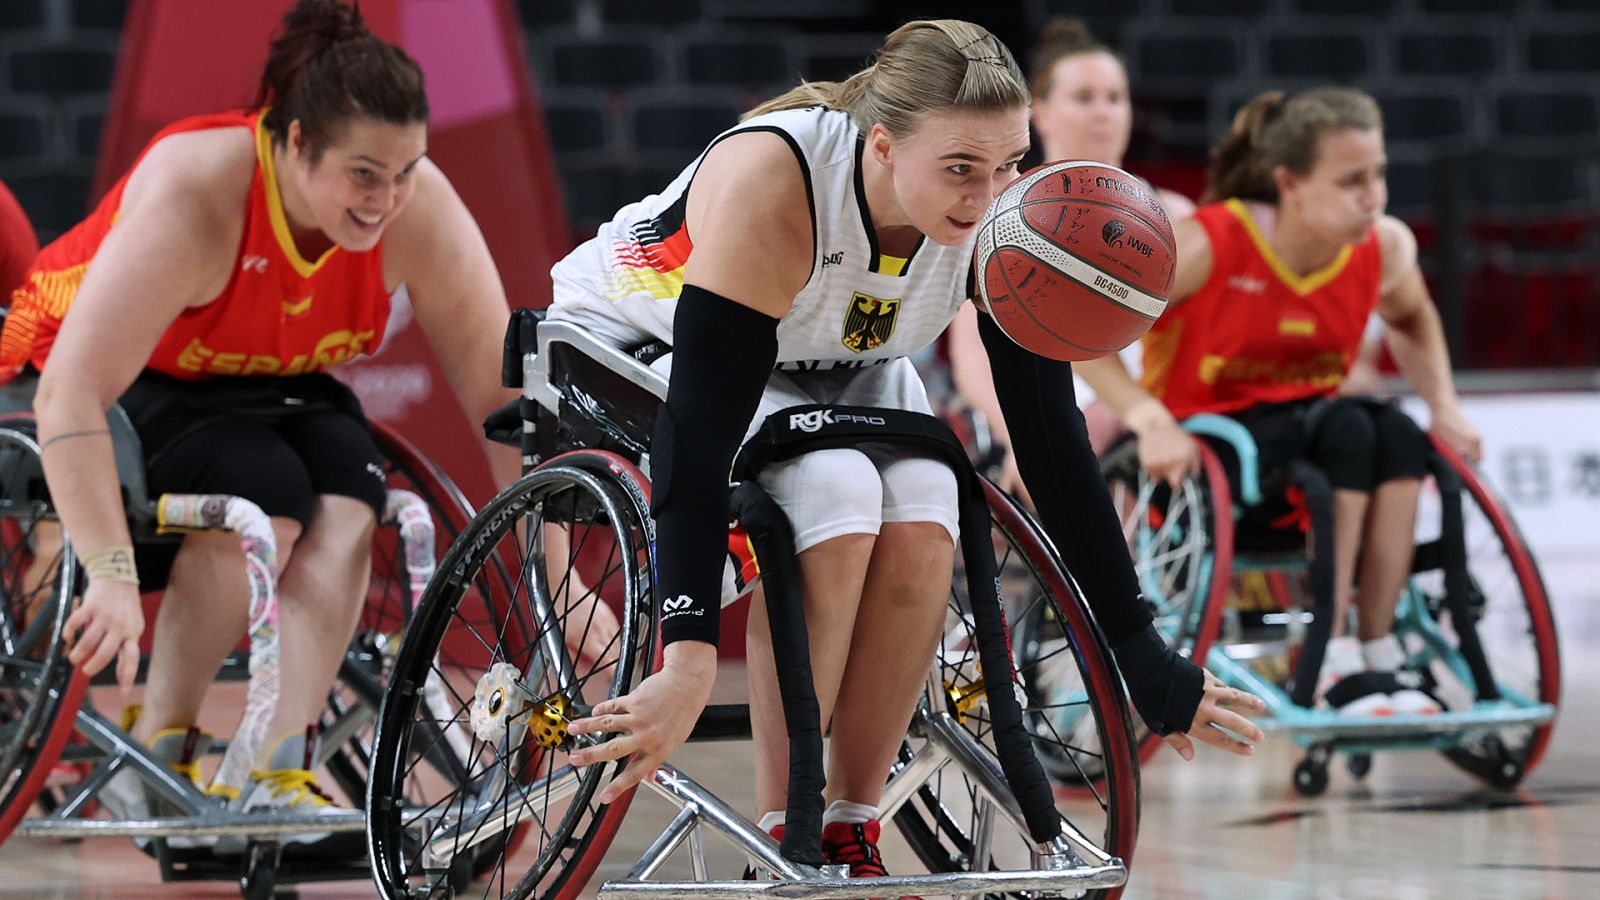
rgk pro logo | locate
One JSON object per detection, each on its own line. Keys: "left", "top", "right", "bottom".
{"left": 788, "top": 409, "right": 888, "bottom": 433}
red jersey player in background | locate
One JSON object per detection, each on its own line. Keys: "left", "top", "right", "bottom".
{"left": 0, "top": 0, "right": 613, "bottom": 845}
{"left": 1080, "top": 87, "right": 1481, "bottom": 716}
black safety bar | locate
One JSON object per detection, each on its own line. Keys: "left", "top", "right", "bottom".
{"left": 730, "top": 404, "right": 1064, "bottom": 857}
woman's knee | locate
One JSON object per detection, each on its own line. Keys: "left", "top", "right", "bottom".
{"left": 869, "top": 522, "right": 955, "bottom": 611}
{"left": 1308, "top": 401, "right": 1379, "bottom": 491}
{"left": 759, "top": 447, "right": 884, "bottom": 552}
{"left": 291, "top": 496, "right": 377, "bottom": 564}
{"left": 1372, "top": 406, "right": 1429, "bottom": 484}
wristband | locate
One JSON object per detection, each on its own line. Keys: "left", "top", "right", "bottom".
{"left": 82, "top": 544, "right": 139, "bottom": 586}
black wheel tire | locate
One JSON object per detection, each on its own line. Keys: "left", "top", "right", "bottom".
{"left": 1293, "top": 758, "right": 1329, "bottom": 797}
{"left": 1346, "top": 753, "right": 1372, "bottom": 780}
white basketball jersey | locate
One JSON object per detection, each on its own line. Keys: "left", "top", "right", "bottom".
{"left": 548, "top": 107, "right": 974, "bottom": 371}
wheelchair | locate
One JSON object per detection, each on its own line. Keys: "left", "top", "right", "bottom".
{"left": 0, "top": 377, "right": 508, "bottom": 897}
{"left": 1049, "top": 406, "right": 1559, "bottom": 797}
{"left": 362, "top": 313, "right": 1144, "bottom": 899}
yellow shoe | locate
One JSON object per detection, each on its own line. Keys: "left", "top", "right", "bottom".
{"left": 101, "top": 707, "right": 217, "bottom": 852}
{"left": 224, "top": 728, "right": 357, "bottom": 857}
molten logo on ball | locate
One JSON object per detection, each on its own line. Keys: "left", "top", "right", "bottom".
{"left": 973, "top": 160, "right": 1176, "bottom": 362}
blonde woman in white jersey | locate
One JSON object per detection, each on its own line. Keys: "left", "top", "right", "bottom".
{"left": 560, "top": 21, "right": 1264, "bottom": 882}
{"left": 947, "top": 19, "right": 1197, "bottom": 503}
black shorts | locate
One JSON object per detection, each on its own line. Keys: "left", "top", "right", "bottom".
{"left": 119, "top": 371, "right": 387, "bottom": 591}
{"left": 1195, "top": 398, "right": 1322, "bottom": 552}
{"left": 1197, "top": 395, "right": 1428, "bottom": 552}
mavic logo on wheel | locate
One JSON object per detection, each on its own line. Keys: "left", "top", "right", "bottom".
{"left": 661, "top": 595, "right": 702, "bottom": 618}
{"left": 789, "top": 409, "right": 888, "bottom": 433}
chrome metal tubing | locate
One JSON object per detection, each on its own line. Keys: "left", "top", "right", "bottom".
{"left": 918, "top": 708, "right": 1113, "bottom": 867}
{"left": 419, "top": 760, "right": 583, "bottom": 868}
{"left": 18, "top": 809, "right": 366, "bottom": 839}
{"left": 597, "top": 863, "right": 1127, "bottom": 900}
{"left": 641, "top": 765, "right": 810, "bottom": 880}
{"left": 624, "top": 805, "right": 699, "bottom": 882}
{"left": 874, "top": 739, "right": 949, "bottom": 821}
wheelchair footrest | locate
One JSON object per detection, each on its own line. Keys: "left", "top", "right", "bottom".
{"left": 15, "top": 808, "right": 366, "bottom": 839}
{"left": 1257, "top": 702, "right": 1556, "bottom": 740}
{"left": 598, "top": 862, "right": 1127, "bottom": 900}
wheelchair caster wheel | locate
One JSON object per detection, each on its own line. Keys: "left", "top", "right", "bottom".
{"left": 240, "top": 842, "right": 294, "bottom": 899}
{"left": 1481, "top": 736, "right": 1525, "bottom": 789}
{"left": 1293, "top": 757, "right": 1329, "bottom": 796}
{"left": 1346, "top": 753, "right": 1372, "bottom": 780}
{"left": 1489, "top": 757, "right": 1525, "bottom": 789}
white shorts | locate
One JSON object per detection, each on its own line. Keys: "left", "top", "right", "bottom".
{"left": 650, "top": 354, "right": 961, "bottom": 553}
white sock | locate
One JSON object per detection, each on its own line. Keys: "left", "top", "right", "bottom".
{"left": 1362, "top": 634, "right": 1407, "bottom": 672}
{"left": 823, "top": 799, "right": 879, "bottom": 825}
{"left": 1321, "top": 635, "right": 1366, "bottom": 678}
{"left": 756, "top": 810, "right": 786, "bottom": 834}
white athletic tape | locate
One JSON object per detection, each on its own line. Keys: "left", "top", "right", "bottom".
{"left": 383, "top": 489, "right": 471, "bottom": 763}
{"left": 157, "top": 494, "right": 279, "bottom": 793}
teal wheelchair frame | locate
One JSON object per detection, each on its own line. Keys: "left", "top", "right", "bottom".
{"left": 1135, "top": 412, "right": 1561, "bottom": 795}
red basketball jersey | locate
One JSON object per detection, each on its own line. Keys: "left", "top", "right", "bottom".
{"left": 1140, "top": 199, "right": 1383, "bottom": 419}
{"left": 0, "top": 109, "right": 390, "bottom": 382}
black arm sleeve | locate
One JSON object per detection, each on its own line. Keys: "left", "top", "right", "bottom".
{"left": 976, "top": 312, "right": 1151, "bottom": 643}
{"left": 978, "top": 314, "right": 1203, "bottom": 735}
{"left": 651, "top": 285, "right": 780, "bottom": 646}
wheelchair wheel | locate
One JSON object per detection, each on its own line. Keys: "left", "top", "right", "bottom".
{"left": 1081, "top": 439, "right": 1229, "bottom": 773}
{"left": 1416, "top": 440, "right": 1560, "bottom": 788}
{"left": 895, "top": 479, "right": 1140, "bottom": 898}
{"left": 323, "top": 422, "right": 530, "bottom": 877}
{"left": 0, "top": 423, "right": 86, "bottom": 847}
{"left": 367, "top": 450, "right": 656, "bottom": 899}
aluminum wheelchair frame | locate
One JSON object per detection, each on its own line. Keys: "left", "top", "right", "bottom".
{"left": 1090, "top": 410, "right": 1559, "bottom": 796}
{"left": 362, "top": 314, "right": 1143, "bottom": 899}
{"left": 0, "top": 382, "right": 488, "bottom": 897}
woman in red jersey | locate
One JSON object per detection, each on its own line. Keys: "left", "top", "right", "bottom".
{"left": 945, "top": 18, "right": 1197, "bottom": 503}
{"left": 1080, "top": 87, "right": 1482, "bottom": 715}
{"left": 0, "top": 0, "right": 547, "bottom": 828}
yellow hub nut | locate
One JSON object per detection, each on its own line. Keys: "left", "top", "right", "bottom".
{"left": 531, "top": 693, "right": 575, "bottom": 750}
{"left": 946, "top": 678, "right": 987, "bottom": 724}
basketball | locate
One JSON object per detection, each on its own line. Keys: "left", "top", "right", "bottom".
{"left": 973, "top": 161, "right": 1177, "bottom": 362}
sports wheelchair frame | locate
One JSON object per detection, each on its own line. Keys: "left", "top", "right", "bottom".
{"left": 1058, "top": 410, "right": 1559, "bottom": 797}
{"left": 0, "top": 379, "right": 505, "bottom": 898}
{"left": 361, "top": 312, "right": 1146, "bottom": 899}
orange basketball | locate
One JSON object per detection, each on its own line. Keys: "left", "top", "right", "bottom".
{"left": 973, "top": 161, "right": 1176, "bottom": 362}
